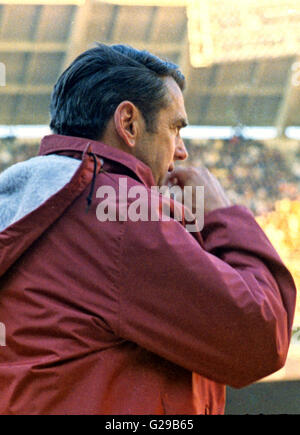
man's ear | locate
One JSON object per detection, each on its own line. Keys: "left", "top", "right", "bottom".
{"left": 114, "top": 101, "right": 140, "bottom": 149}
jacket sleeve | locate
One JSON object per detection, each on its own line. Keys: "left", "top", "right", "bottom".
{"left": 116, "top": 204, "right": 296, "bottom": 388}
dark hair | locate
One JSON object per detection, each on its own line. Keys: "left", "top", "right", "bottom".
{"left": 50, "top": 43, "right": 185, "bottom": 140}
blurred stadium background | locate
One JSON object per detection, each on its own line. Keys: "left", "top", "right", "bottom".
{"left": 0, "top": 0, "right": 299, "bottom": 413}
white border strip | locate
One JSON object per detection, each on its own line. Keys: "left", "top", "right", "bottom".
{"left": 0, "top": 125, "right": 288, "bottom": 141}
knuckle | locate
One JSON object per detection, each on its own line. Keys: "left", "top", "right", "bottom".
{"left": 187, "top": 166, "right": 199, "bottom": 175}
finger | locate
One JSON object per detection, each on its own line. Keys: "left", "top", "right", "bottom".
{"left": 167, "top": 167, "right": 189, "bottom": 187}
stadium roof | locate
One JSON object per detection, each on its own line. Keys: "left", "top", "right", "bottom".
{"left": 1, "top": 0, "right": 300, "bottom": 134}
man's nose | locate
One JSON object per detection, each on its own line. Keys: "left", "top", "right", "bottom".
{"left": 174, "top": 140, "right": 188, "bottom": 161}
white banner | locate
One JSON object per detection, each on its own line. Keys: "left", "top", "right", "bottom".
{"left": 188, "top": 0, "right": 300, "bottom": 66}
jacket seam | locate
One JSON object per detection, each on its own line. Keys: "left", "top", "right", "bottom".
{"left": 114, "top": 221, "right": 126, "bottom": 337}
{"left": 103, "top": 173, "right": 134, "bottom": 338}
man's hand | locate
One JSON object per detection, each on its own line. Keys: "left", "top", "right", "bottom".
{"left": 165, "top": 166, "right": 232, "bottom": 214}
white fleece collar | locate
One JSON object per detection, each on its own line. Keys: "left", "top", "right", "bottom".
{"left": 0, "top": 154, "right": 80, "bottom": 232}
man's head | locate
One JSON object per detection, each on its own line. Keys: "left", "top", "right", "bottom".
{"left": 50, "top": 43, "right": 188, "bottom": 184}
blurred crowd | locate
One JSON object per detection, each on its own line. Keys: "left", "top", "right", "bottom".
{"left": 257, "top": 199, "right": 300, "bottom": 325}
{"left": 0, "top": 138, "right": 39, "bottom": 173}
{"left": 1, "top": 135, "right": 300, "bottom": 217}
{"left": 183, "top": 135, "right": 300, "bottom": 216}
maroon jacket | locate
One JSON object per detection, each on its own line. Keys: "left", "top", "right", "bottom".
{"left": 0, "top": 134, "right": 296, "bottom": 415}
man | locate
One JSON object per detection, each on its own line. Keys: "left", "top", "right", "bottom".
{"left": 0, "top": 43, "right": 296, "bottom": 415}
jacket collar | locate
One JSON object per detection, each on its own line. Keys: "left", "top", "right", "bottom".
{"left": 39, "top": 134, "right": 156, "bottom": 188}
